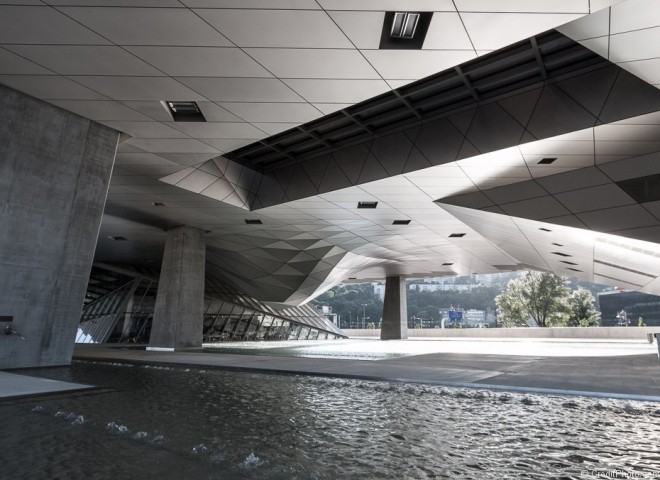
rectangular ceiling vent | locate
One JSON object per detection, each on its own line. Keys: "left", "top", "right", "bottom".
{"left": 164, "top": 101, "right": 206, "bottom": 122}
{"left": 566, "top": 267, "right": 583, "bottom": 272}
{"left": 552, "top": 242, "right": 564, "bottom": 247}
{"left": 539, "top": 227, "right": 552, "bottom": 232}
{"left": 392, "top": 219, "right": 411, "bottom": 225}
{"left": 380, "top": 12, "right": 433, "bottom": 49}
{"left": 551, "top": 251, "right": 571, "bottom": 257}
{"left": 560, "top": 260, "right": 578, "bottom": 265}
{"left": 442, "top": 262, "right": 454, "bottom": 266}
{"left": 245, "top": 219, "right": 263, "bottom": 225}
{"left": 449, "top": 233, "right": 466, "bottom": 238}
{"left": 357, "top": 201, "right": 378, "bottom": 209}
{"left": 538, "top": 157, "right": 557, "bottom": 165}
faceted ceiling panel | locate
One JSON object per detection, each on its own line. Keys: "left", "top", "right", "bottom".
{"left": 8, "top": 0, "right": 660, "bottom": 305}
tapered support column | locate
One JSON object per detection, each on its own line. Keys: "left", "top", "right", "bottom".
{"left": 0, "top": 84, "right": 118, "bottom": 369}
{"left": 148, "top": 226, "right": 205, "bottom": 350}
{"left": 380, "top": 276, "right": 408, "bottom": 340}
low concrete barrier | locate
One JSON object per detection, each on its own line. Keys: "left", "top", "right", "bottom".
{"left": 343, "top": 327, "right": 659, "bottom": 340}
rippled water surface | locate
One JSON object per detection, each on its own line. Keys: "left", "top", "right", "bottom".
{"left": 3, "top": 361, "right": 660, "bottom": 479}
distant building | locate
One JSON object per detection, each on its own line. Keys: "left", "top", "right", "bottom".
{"left": 373, "top": 283, "right": 385, "bottom": 300}
{"left": 318, "top": 305, "right": 340, "bottom": 327}
{"left": 409, "top": 283, "right": 477, "bottom": 292}
{"left": 597, "top": 291, "right": 660, "bottom": 326}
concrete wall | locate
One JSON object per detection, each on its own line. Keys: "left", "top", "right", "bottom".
{"left": 344, "top": 327, "right": 660, "bottom": 340}
{"left": 0, "top": 84, "right": 118, "bottom": 368}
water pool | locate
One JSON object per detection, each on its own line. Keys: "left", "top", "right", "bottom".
{"left": 3, "top": 361, "right": 659, "bottom": 479}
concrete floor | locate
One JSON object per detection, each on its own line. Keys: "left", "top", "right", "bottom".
{"left": 71, "top": 338, "right": 660, "bottom": 402}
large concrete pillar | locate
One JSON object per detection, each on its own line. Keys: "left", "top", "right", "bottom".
{"left": 0, "top": 84, "right": 118, "bottom": 369}
{"left": 380, "top": 276, "right": 408, "bottom": 340}
{"left": 148, "top": 226, "right": 205, "bottom": 350}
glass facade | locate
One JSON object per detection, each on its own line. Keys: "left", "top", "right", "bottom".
{"left": 598, "top": 291, "right": 660, "bottom": 327}
{"left": 77, "top": 266, "right": 346, "bottom": 344}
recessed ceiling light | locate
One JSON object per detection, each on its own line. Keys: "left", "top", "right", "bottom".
{"left": 391, "top": 12, "right": 420, "bottom": 38}
{"left": 245, "top": 219, "right": 262, "bottom": 225}
{"left": 392, "top": 219, "right": 411, "bottom": 225}
{"left": 449, "top": 233, "right": 466, "bottom": 238}
{"left": 108, "top": 236, "right": 128, "bottom": 241}
{"left": 539, "top": 227, "right": 552, "bottom": 232}
{"left": 551, "top": 252, "right": 571, "bottom": 257}
{"left": 163, "top": 101, "right": 206, "bottom": 122}
{"left": 357, "top": 201, "right": 378, "bottom": 209}
{"left": 442, "top": 262, "right": 453, "bottom": 266}
{"left": 379, "top": 12, "right": 432, "bottom": 50}
{"left": 152, "top": 202, "right": 165, "bottom": 207}
{"left": 538, "top": 157, "right": 557, "bottom": 165}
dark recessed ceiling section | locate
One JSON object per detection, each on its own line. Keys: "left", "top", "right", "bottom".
{"left": 357, "top": 201, "right": 378, "bottom": 209}
{"left": 392, "top": 219, "right": 411, "bottom": 225}
{"left": 164, "top": 101, "right": 206, "bottom": 122}
{"left": 224, "top": 30, "right": 610, "bottom": 172}
{"left": 379, "top": 11, "right": 433, "bottom": 50}
{"left": 245, "top": 219, "right": 263, "bottom": 225}
{"left": 616, "top": 174, "right": 660, "bottom": 204}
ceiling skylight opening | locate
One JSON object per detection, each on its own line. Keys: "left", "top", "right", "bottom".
{"left": 358, "top": 201, "right": 378, "bottom": 209}
{"left": 163, "top": 101, "right": 206, "bottom": 122}
{"left": 393, "top": 219, "right": 411, "bottom": 225}
{"left": 538, "top": 157, "right": 557, "bottom": 165}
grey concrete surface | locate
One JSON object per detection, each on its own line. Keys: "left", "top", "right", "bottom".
{"left": 380, "top": 276, "right": 408, "bottom": 340}
{"left": 149, "top": 226, "right": 206, "bottom": 350}
{"left": 0, "top": 371, "right": 94, "bottom": 400}
{"left": 0, "top": 84, "right": 118, "bottom": 369}
{"left": 74, "top": 343, "right": 660, "bottom": 400}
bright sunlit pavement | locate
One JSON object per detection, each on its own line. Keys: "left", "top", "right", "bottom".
{"left": 203, "top": 338, "right": 657, "bottom": 361}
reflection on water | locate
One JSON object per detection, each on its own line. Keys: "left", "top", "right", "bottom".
{"left": 2, "top": 361, "right": 660, "bottom": 479}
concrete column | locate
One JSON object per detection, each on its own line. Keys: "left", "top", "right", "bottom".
{"left": 380, "top": 276, "right": 408, "bottom": 340}
{"left": 0, "top": 84, "right": 118, "bottom": 369}
{"left": 148, "top": 226, "right": 205, "bottom": 350}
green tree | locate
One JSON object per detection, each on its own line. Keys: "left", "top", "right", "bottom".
{"left": 495, "top": 271, "right": 570, "bottom": 327}
{"left": 567, "top": 288, "right": 601, "bottom": 327}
